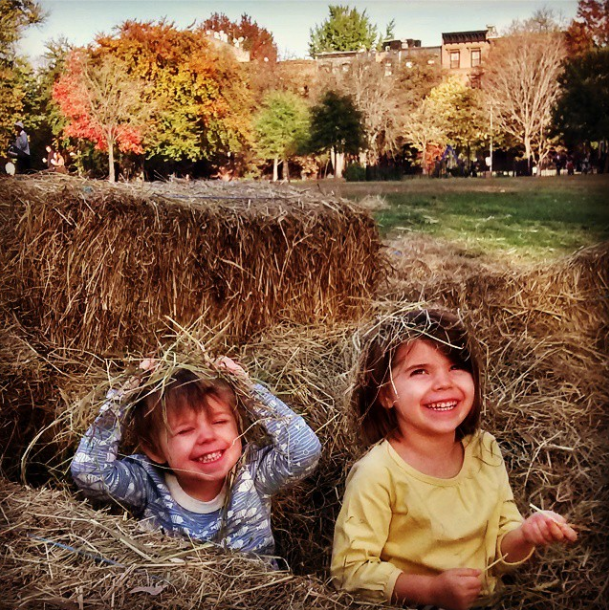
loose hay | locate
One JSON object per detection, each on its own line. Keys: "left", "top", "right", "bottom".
{"left": 0, "top": 479, "right": 360, "bottom": 610}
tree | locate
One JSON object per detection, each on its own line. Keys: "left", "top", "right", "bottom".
{"left": 482, "top": 14, "right": 566, "bottom": 173}
{"left": 0, "top": 0, "right": 45, "bottom": 151}
{"left": 554, "top": 47, "right": 609, "bottom": 170}
{"left": 254, "top": 91, "right": 309, "bottom": 181}
{"left": 53, "top": 51, "right": 148, "bottom": 181}
{"left": 94, "top": 20, "right": 253, "bottom": 171}
{"left": 394, "top": 52, "right": 444, "bottom": 111}
{"left": 202, "top": 12, "right": 278, "bottom": 62}
{"left": 330, "top": 55, "right": 401, "bottom": 165}
{"left": 566, "top": 0, "right": 609, "bottom": 53}
{"left": 26, "top": 37, "right": 72, "bottom": 151}
{"left": 0, "top": 0, "right": 45, "bottom": 60}
{"left": 427, "top": 76, "right": 488, "bottom": 156}
{"left": 309, "top": 90, "right": 363, "bottom": 177}
{"left": 401, "top": 98, "right": 444, "bottom": 175}
{"left": 309, "top": 5, "right": 387, "bottom": 55}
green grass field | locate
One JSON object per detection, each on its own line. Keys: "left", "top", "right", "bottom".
{"left": 313, "top": 175, "right": 609, "bottom": 261}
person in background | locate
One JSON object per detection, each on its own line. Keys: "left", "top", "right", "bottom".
{"left": 43, "top": 145, "right": 66, "bottom": 173}
{"left": 8, "top": 121, "right": 31, "bottom": 173}
{"left": 331, "top": 309, "right": 577, "bottom": 610}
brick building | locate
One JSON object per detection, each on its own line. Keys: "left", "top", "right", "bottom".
{"left": 311, "top": 26, "right": 497, "bottom": 83}
{"left": 441, "top": 26, "right": 497, "bottom": 84}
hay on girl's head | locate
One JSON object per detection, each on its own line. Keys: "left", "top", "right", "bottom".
{"left": 352, "top": 308, "right": 483, "bottom": 446}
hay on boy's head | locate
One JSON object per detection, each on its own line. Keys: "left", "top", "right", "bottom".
{"left": 353, "top": 309, "right": 483, "bottom": 446}
{"left": 131, "top": 369, "right": 243, "bottom": 501}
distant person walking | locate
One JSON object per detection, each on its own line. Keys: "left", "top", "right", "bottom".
{"left": 8, "top": 121, "right": 31, "bottom": 173}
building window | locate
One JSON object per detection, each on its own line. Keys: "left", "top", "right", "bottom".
{"left": 450, "top": 50, "right": 460, "bottom": 69}
{"left": 471, "top": 49, "right": 481, "bottom": 67}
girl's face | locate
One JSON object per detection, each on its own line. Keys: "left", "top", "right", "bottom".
{"left": 381, "top": 339, "right": 475, "bottom": 442}
{"left": 144, "top": 395, "right": 242, "bottom": 502}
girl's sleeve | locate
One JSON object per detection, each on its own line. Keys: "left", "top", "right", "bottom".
{"left": 491, "top": 436, "right": 535, "bottom": 570}
{"left": 331, "top": 461, "right": 402, "bottom": 603}
{"left": 248, "top": 383, "right": 322, "bottom": 496}
{"left": 70, "top": 389, "right": 150, "bottom": 511}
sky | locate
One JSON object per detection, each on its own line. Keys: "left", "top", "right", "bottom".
{"left": 20, "top": 0, "right": 579, "bottom": 62}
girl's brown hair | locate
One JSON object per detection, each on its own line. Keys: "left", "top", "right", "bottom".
{"left": 131, "top": 369, "right": 239, "bottom": 457}
{"left": 352, "top": 309, "right": 483, "bottom": 446}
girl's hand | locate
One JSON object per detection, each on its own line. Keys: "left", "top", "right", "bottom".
{"left": 433, "top": 568, "right": 482, "bottom": 610}
{"left": 521, "top": 511, "right": 578, "bottom": 546}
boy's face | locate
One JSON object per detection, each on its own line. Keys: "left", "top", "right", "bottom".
{"left": 145, "top": 395, "right": 242, "bottom": 502}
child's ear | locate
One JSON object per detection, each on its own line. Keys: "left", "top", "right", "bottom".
{"left": 379, "top": 384, "right": 395, "bottom": 410}
{"left": 141, "top": 442, "right": 166, "bottom": 465}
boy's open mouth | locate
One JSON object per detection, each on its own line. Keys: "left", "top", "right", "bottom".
{"left": 195, "top": 451, "right": 223, "bottom": 464}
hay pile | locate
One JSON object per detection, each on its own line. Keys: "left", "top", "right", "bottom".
{"left": 1, "top": 478, "right": 356, "bottom": 610}
{"left": 1, "top": 175, "right": 608, "bottom": 610}
{"left": 385, "top": 237, "right": 609, "bottom": 610}
{"left": 1, "top": 175, "right": 383, "bottom": 354}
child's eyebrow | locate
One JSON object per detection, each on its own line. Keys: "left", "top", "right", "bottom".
{"left": 401, "top": 362, "right": 430, "bottom": 372}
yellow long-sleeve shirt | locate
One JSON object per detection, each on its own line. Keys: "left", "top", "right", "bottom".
{"left": 331, "top": 431, "right": 529, "bottom": 604}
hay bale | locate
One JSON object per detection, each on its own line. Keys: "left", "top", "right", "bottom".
{"left": 0, "top": 478, "right": 363, "bottom": 610}
{"left": 2, "top": 175, "right": 384, "bottom": 354}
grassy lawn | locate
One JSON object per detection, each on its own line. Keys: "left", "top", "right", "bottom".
{"left": 311, "top": 174, "right": 609, "bottom": 261}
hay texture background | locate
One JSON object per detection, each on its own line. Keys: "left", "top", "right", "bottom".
{"left": 1, "top": 175, "right": 608, "bottom": 610}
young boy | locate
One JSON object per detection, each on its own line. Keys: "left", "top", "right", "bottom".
{"left": 71, "top": 358, "right": 322, "bottom": 556}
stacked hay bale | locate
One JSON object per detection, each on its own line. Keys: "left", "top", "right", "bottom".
{"left": 3, "top": 176, "right": 383, "bottom": 354}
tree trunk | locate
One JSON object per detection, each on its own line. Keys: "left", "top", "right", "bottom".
{"left": 421, "top": 141, "right": 428, "bottom": 176}
{"left": 272, "top": 156, "right": 279, "bottom": 182}
{"left": 524, "top": 136, "right": 534, "bottom": 177}
{"left": 108, "top": 140, "right": 116, "bottom": 183}
{"left": 333, "top": 150, "right": 345, "bottom": 179}
{"left": 282, "top": 158, "right": 289, "bottom": 181}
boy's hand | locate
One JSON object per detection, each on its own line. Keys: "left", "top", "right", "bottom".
{"left": 121, "top": 358, "right": 158, "bottom": 393}
{"left": 521, "top": 511, "right": 578, "bottom": 546}
{"left": 434, "top": 568, "right": 482, "bottom": 610}
{"left": 215, "top": 357, "right": 250, "bottom": 381}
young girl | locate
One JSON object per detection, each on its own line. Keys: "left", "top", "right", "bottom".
{"left": 331, "top": 310, "right": 577, "bottom": 610}
{"left": 72, "top": 357, "right": 321, "bottom": 558}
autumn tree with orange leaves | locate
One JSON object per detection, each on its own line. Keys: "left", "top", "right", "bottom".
{"left": 202, "top": 12, "right": 278, "bottom": 63}
{"left": 94, "top": 20, "right": 253, "bottom": 171}
{"left": 53, "top": 51, "right": 148, "bottom": 181}
{"left": 566, "top": 0, "right": 609, "bottom": 54}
